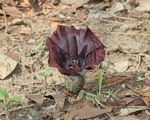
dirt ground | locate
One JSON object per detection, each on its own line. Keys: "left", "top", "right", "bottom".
{"left": 0, "top": 0, "right": 150, "bottom": 120}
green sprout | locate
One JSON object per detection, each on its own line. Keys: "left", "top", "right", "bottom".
{"left": 31, "top": 41, "right": 45, "bottom": 56}
{"left": 39, "top": 68, "right": 54, "bottom": 78}
{"left": 77, "top": 69, "right": 104, "bottom": 105}
{"left": 144, "top": 25, "right": 150, "bottom": 40}
{"left": 28, "top": 108, "right": 38, "bottom": 117}
{"left": 145, "top": 25, "right": 150, "bottom": 34}
{"left": 136, "top": 76, "right": 145, "bottom": 81}
{"left": 64, "top": 112, "right": 69, "bottom": 120}
{"left": 98, "top": 68, "right": 103, "bottom": 98}
{"left": 11, "top": 74, "right": 17, "bottom": 85}
{"left": 39, "top": 67, "right": 54, "bottom": 90}
{"left": 0, "top": 87, "right": 22, "bottom": 119}
{"left": 0, "top": 87, "right": 22, "bottom": 108}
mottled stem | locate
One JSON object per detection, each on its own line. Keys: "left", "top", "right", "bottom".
{"left": 65, "top": 73, "right": 85, "bottom": 93}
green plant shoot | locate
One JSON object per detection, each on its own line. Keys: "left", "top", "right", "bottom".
{"left": 98, "top": 69, "right": 103, "bottom": 98}
{"left": 39, "top": 68, "right": 54, "bottom": 78}
{"left": 145, "top": 25, "right": 150, "bottom": 34}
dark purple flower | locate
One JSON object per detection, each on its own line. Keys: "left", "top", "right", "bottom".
{"left": 46, "top": 25, "right": 105, "bottom": 75}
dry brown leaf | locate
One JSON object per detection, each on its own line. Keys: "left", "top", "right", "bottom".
{"left": 53, "top": 92, "right": 66, "bottom": 110}
{"left": 3, "top": 5, "right": 22, "bottom": 18}
{"left": 19, "top": 27, "right": 31, "bottom": 35}
{"left": 109, "top": 2, "right": 124, "bottom": 14}
{"left": 0, "top": 51, "right": 18, "bottom": 79}
{"left": 142, "top": 97, "right": 150, "bottom": 106}
{"left": 120, "top": 106, "right": 148, "bottom": 116}
{"left": 144, "top": 79, "right": 150, "bottom": 85}
{"left": 135, "top": 0, "right": 150, "bottom": 12}
{"left": 113, "top": 60, "right": 129, "bottom": 73}
{"left": 4, "top": 49, "right": 21, "bottom": 62}
{"left": 68, "top": 106, "right": 112, "bottom": 120}
{"left": 142, "top": 86, "right": 150, "bottom": 97}
{"left": 104, "top": 76, "right": 133, "bottom": 85}
{"left": 116, "top": 115, "right": 140, "bottom": 120}
{"left": 26, "top": 94, "right": 44, "bottom": 107}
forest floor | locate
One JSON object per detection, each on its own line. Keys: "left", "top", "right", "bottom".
{"left": 0, "top": 0, "right": 150, "bottom": 120}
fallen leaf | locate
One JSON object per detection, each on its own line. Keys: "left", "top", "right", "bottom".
{"left": 68, "top": 106, "right": 112, "bottom": 120}
{"left": 144, "top": 79, "right": 150, "bottom": 85}
{"left": 53, "top": 92, "right": 66, "bottom": 110}
{"left": 5, "top": 50, "right": 21, "bottom": 62}
{"left": 116, "top": 115, "right": 140, "bottom": 120}
{"left": 26, "top": 94, "right": 45, "bottom": 107}
{"left": 67, "top": 99, "right": 94, "bottom": 111}
{"left": 0, "top": 52, "right": 18, "bottom": 79}
{"left": 135, "top": 0, "right": 150, "bottom": 12}
{"left": 109, "top": 2, "right": 124, "bottom": 14}
{"left": 2, "top": 5, "right": 22, "bottom": 18}
{"left": 113, "top": 60, "right": 129, "bottom": 72}
{"left": 104, "top": 76, "right": 133, "bottom": 85}
{"left": 142, "top": 97, "right": 150, "bottom": 106}
{"left": 120, "top": 106, "right": 149, "bottom": 116}
{"left": 118, "top": 96, "right": 145, "bottom": 106}
{"left": 142, "top": 86, "right": 150, "bottom": 97}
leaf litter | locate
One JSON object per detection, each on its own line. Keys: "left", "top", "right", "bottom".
{"left": 0, "top": 0, "right": 150, "bottom": 120}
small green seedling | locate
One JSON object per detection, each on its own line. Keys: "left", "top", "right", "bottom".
{"left": 136, "top": 76, "right": 145, "bottom": 81}
{"left": 145, "top": 25, "right": 150, "bottom": 34}
{"left": 0, "top": 87, "right": 22, "bottom": 119}
{"left": 144, "top": 25, "right": 150, "bottom": 41}
{"left": 79, "top": 69, "right": 104, "bottom": 104}
{"left": 11, "top": 74, "right": 17, "bottom": 85}
{"left": 0, "top": 87, "right": 22, "bottom": 108}
{"left": 39, "top": 68, "right": 54, "bottom": 90}
{"left": 64, "top": 112, "right": 69, "bottom": 120}
{"left": 31, "top": 41, "right": 45, "bottom": 56}
{"left": 28, "top": 108, "right": 38, "bottom": 117}
{"left": 39, "top": 68, "right": 54, "bottom": 78}
{"left": 98, "top": 68, "right": 103, "bottom": 98}
{"left": 36, "top": 41, "right": 44, "bottom": 50}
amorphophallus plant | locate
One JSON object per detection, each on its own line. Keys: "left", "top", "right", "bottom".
{"left": 46, "top": 25, "right": 105, "bottom": 93}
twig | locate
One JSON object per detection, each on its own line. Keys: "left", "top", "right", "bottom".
{"left": 113, "top": 15, "right": 138, "bottom": 21}
{"left": 99, "top": 18, "right": 126, "bottom": 25}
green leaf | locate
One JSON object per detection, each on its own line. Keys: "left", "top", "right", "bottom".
{"left": 9, "top": 96, "right": 22, "bottom": 103}
{"left": 145, "top": 25, "right": 150, "bottom": 34}
{"left": 11, "top": 74, "right": 17, "bottom": 81}
{"left": 28, "top": 108, "right": 38, "bottom": 117}
{"left": 36, "top": 41, "right": 44, "bottom": 50}
{"left": 0, "top": 87, "right": 8, "bottom": 100}
{"left": 98, "top": 69, "right": 103, "bottom": 97}
{"left": 136, "top": 76, "right": 145, "bottom": 81}
{"left": 39, "top": 68, "right": 54, "bottom": 78}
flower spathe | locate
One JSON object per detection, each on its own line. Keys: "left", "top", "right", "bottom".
{"left": 46, "top": 25, "right": 105, "bottom": 75}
